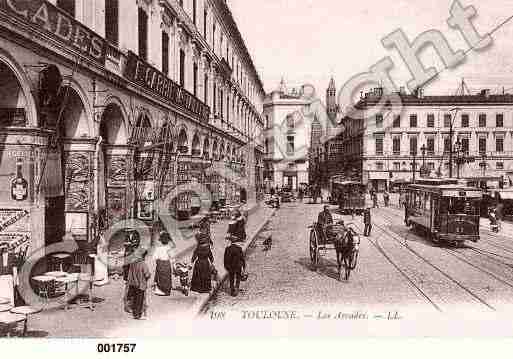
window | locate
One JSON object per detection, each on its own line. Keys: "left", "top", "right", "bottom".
{"left": 204, "top": 75, "right": 208, "bottom": 103}
{"left": 410, "top": 137, "right": 417, "bottom": 155}
{"left": 461, "top": 114, "right": 469, "bottom": 128}
{"left": 376, "top": 114, "right": 383, "bottom": 128}
{"left": 286, "top": 115, "right": 295, "bottom": 129}
{"left": 227, "top": 95, "right": 230, "bottom": 122}
{"left": 162, "top": 31, "right": 169, "bottom": 75}
{"left": 286, "top": 136, "right": 295, "bottom": 155}
{"left": 375, "top": 137, "right": 384, "bottom": 155}
{"left": 393, "top": 137, "right": 401, "bottom": 155}
{"left": 461, "top": 138, "right": 469, "bottom": 154}
{"left": 393, "top": 115, "right": 401, "bottom": 128}
{"left": 212, "top": 22, "right": 216, "bottom": 50}
{"left": 393, "top": 162, "right": 401, "bottom": 171}
{"left": 479, "top": 114, "right": 487, "bottom": 127}
{"left": 496, "top": 113, "right": 504, "bottom": 127}
{"left": 179, "top": 49, "right": 185, "bottom": 87}
{"left": 105, "top": 0, "right": 119, "bottom": 45}
{"left": 376, "top": 162, "right": 384, "bottom": 171}
{"left": 427, "top": 114, "right": 435, "bottom": 128}
{"left": 428, "top": 163, "right": 435, "bottom": 171}
{"left": 193, "top": 0, "right": 197, "bottom": 25}
{"left": 444, "top": 113, "right": 452, "bottom": 127}
{"left": 203, "top": 9, "right": 207, "bottom": 38}
{"left": 57, "top": 0, "right": 75, "bottom": 17}
{"left": 426, "top": 137, "right": 435, "bottom": 155}
{"left": 219, "top": 89, "right": 224, "bottom": 118}
{"left": 444, "top": 138, "right": 451, "bottom": 153}
{"left": 213, "top": 83, "right": 216, "bottom": 113}
{"left": 193, "top": 63, "right": 198, "bottom": 96}
{"left": 409, "top": 114, "right": 417, "bottom": 128}
{"left": 479, "top": 137, "right": 487, "bottom": 154}
{"left": 496, "top": 137, "right": 504, "bottom": 153}
{"left": 497, "top": 162, "right": 504, "bottom": 170}
{"left": 138, "top": 8, "right": 148, "bottom": 60}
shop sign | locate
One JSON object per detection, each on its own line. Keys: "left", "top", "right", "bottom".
{"left": 124, "top": 52, "right": 210, "bottom": 122}
{"left": 0, "top": 0, "right": 107, "bottom": 64}
{"left": 0, "top": 209, "right": 29, "bottom": 232}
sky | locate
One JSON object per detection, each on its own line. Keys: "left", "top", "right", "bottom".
{"left": 229, "top": 0, "right": 513, "bottom": 100}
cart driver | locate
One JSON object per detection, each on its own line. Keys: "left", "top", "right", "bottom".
{"left": 317, "top": 205, "right": 334, "bottom": 241}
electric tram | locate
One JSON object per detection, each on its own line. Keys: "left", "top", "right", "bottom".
{"left": 405, "top": 179, "right": 482, "bottom": 246}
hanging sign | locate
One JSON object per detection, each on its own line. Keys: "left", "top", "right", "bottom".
{"left": 0, "top": 0, "right": 107, "bottom": 64}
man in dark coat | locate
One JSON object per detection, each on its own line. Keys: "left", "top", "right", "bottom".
{"left": 224, "top": 239, "right": 246, "bottom": 296}
{"left": 363, "top": 208, "right": 372, "bottom": 237}
{"left": 317, "top": 205, "right": 333, "bottom": 242}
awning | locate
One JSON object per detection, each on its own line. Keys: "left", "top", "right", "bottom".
{"left": 368, "top": 172, "right": 389, "bottom": 180}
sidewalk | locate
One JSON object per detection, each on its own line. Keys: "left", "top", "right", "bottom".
{"left": 24, "top": 203, "right": 275, "bottom": 338}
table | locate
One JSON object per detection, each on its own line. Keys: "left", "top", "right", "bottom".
{"left": 51, "top": 253, "right": 71, "bottom": 272}
{"left": 54, "top": 274, "right": 79, "bottom": 310}
{"left": 10, "top": 306, "right": 42, "bottom": 337}
{"left": 32, "top": 275, "right": 55, "bottom": 303}
{"left": 0, "top": 304, "right": 13, "bottom": 312}
{"left": 0, "top": 312, "right": 25, "bottom": 337}
{"left": 44, "top": 271, "right": 67, "bottom": 278}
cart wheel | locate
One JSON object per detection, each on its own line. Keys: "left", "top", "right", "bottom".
{"left": 350, "top": 250, "right": 359, "bottom": 270}
{"left": 309, "top": 228, "right": 319, "bottom": 269}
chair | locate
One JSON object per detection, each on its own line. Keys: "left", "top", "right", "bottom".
{"left": 32, "top": 275, "right": 55, "bottom": 304}
{"left": 51, "top": 253, "right": 71, "bottom": 272}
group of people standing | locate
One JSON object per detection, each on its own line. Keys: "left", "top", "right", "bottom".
{"left": 123, "top": 209, "right": 248, "bottom": 320}
{"left": 370, "top": 189, "right": 390, "bottom": 208}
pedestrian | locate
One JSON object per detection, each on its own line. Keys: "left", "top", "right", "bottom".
{"left": 298, "top": 187, "right": 304, "bottom": 202}
{"left": 228, "top": 209, "right": 246, "bottom": 241}
{"left": 127, "top": 248, "right": 151, "bottom": 320}
{"left": 363, "top": 208, "right": 372, "bottom": 237}
{"left": 190, "top": 233, "right": 215, "bottom": 294}
{"left": 383, "top": 190, "right": 390, "bottom": 207}
{"left": 153, "top": 232, "right": 174, "bottom": 296}
{"left": 224, "top": 236, "right": 246, "bottom": 297}
{"left": 372, "top": 191, "right": 379, "bottom": 208}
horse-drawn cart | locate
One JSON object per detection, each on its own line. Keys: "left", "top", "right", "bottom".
{"left": 308, "top": 222, "right": 360, "bottom": 280}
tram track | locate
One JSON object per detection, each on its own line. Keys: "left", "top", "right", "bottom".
{"left": 344, "top": 216, "right": 491, "bottom": 312}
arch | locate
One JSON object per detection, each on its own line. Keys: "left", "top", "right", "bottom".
{"left": 219, "top": 141, "right": 225, "bottom": 160}
{"left": 0, "top": 49, "right": 38, "bottom": 127}
{"left": 226, "top": 144, "right": 231, "bottom": 162}
{"left": 100, "top": 102, "right": 128, "bottom": 145}
{"left": 212, "top": 139, "right": 219, "bottom": 160}
{"left": 203, "top": 137, "right": 210, "bottom": 159}
{"left": 232, "top": 147, "right": 237, "bottom": 162}
{"left": 177, "top": 127, "right": 189, "bottom": 153}
{"left": 59, "top": 85, "right": 91, "bottom": 138}
{"left": 191, "top": 132, "right": 201, "bottom": 156}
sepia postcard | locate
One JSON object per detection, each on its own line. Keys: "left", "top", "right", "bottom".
{"left": 1, "top": 0, "right": 513, "bottom": 355}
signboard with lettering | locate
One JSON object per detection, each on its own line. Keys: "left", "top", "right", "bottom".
{"left": 124, "top": 52, "right": 210, "bottom": 122}
{"left": 0, "top": 0, "right": 107, "bottom": 64}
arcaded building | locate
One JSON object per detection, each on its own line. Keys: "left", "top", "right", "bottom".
{"left": 0, "top": 0, "right": 265, "bottom": 254}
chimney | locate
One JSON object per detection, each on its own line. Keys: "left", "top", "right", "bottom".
{"left": 415, "top": 87, "right": 424, "bottom": 98}
{"left": 481, "top": 89, "right": 491, "bottom": 98}
{"left": 399, "top": 87, "right": 406, "bottom": 95}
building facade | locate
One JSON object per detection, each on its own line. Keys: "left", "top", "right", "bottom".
{"left": 263, "top": 80, "right": 312, "bottom": 190}
{"left": 0, "top": 0, "right": 265, "bottom": 256}
{"left": 336, "top": 87, "right": 513, "bottom": 191}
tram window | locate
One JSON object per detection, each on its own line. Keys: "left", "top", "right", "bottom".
{"left": 425, "top": 194, "right": 431, "bottom": 211}
{"left": 446, "top": 198, "right": 479, "bottom": 215}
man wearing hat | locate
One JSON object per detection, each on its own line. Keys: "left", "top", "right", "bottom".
{"left": 224, "top": 236, "right": 246, "bottom": 297}
{"left": 127, "top": 248, "right": 151, "bottom": 320}
{"left": 228, "top": 210, "right": 246, "bottom": 242}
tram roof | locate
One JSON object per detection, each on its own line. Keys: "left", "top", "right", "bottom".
{"left": 408, "top": 184, "right": 483, "bottom": 197}
{"left": 409, "top": 184, "right": 481, "bottom": 191}
{"left": 332, "top": 180, "right": 364, "bottom": 186}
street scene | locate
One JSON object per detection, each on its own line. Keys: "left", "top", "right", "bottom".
{"left": 1, "top": 0, "right": 513, "bottom": 343}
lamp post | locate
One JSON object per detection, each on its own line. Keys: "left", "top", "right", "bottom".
{"left": 455, "top": 139, "right": 462, "bottom": 179}
{"left": 412, "top": 149, "right": 417, "bottom": 183}
{"left": 448, "top": 108, "right": 461, "bottom": 178}
{"left": 420, "top": 144, "right": 427, "bottom": 177}
{"left": 481, "top": 153, "right": 487, "bottom": 177}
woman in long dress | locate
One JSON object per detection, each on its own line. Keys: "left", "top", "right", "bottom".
{"left": 190, "top": 233, "right": 214, "bottom": 294}
{"left": 153, "top": 232, "right": 174, "bottom": 296}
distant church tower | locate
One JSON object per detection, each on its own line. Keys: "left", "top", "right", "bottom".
{"left": 326, "top": 77, "right": 338, "bottom": 123}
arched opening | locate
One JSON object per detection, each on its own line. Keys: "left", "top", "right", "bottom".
{"left": 226, "top": 144, "right": 231, "bottom": 162}
{"left": 99, "top": 103, "right": 128, "bottom": 229}
{"left": 46, "top": 86, "right": 90, "bottom": 246}
{"left": 191, "top": 133, "right": 201, "bottom": 157}
{"left": 212, "top": 140, "right": 218, "bottom": 161}
{"left": 203, "top": 138, "right": 210, "bottom": 160}
{"left": 177, "top": 128, "right": 188, "bottom": 154}
{"left": 0, "top": 61, "right": 28, "bottom": 126}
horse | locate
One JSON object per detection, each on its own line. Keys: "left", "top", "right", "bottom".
{"left": 331, "top": 225, "right": 358, "bottom": 281}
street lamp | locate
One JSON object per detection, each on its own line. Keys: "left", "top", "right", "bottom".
{"left": 412, "top": 148, "right": 417, "bottom": 183}
{"left": 420, "top": 144, "right": 427, "bottom": 178}
{"left": 448, "top": 107, "right": 461, "bottom": 178}
{"left": 481, "top": 153, "right": 487, "bottom": 177}
{"left": 455, "top": 139, "right": 462, "bottom": 179}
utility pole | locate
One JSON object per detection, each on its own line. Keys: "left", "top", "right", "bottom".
{"left": 448, "top": 108, "right": 460, "bottom": 179}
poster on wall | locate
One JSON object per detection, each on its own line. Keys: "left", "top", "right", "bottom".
{"left": 65, "top": 212, "right": 88, "bottom": 241}
{"left": 137, "top": 201, "right": 154, "bottom": 221}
